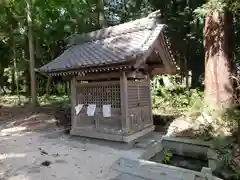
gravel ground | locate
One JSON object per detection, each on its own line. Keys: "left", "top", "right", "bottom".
{"left": 0, "top": 126, "right": 144, "bottom": 180}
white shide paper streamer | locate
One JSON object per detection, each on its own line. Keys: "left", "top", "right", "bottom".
{"left": 87, "top": 104, "right": 96, "bottom": 116}
{"left": 102, "top": 105, "right": 111, "bottom": 117}
{"left": 75, "top": 104, "right": 83, "bottom": 115}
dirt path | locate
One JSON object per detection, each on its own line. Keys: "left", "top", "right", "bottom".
{"left": 0, "top": 105, "right": 144, "bottom": 180}
{"left": 0, "top": 127, "right": 144, "bottom": 180}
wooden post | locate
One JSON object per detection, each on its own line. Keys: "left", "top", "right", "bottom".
{"left": 120, "top": 72, "right": 130, "bottom": 134}
{"left": 71, "top": 76, "right": 77, "bottom": 129}
{"left": 147, "top": 75, "right": 153, "bottom": 124}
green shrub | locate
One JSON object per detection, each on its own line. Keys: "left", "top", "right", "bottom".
{"left": 161, "top": 150, "right": 173, "bottom": 164}
{"left": 152, "top": 85, "right": 203, "bottom": 116}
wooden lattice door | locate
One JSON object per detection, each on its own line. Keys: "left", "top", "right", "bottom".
{"left": 75, "top": 81, "right": 122, "bottom": 133}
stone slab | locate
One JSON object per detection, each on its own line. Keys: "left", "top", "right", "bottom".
{"left": 112, "top": 157, "right": 224, "bottom": 180}
{"left": 112, "top": 173, "right": 146, "bottom": 180}
{"left": 161, "top": 140, "right": 209, "bottom": 158}
{"left": 140, "top": 142, "right": 163, "bottom": 160}
{"left": 138, "top": 136, "right": 224, "bottom": 174}
{"left": 134, "top": 132, "right": 164, "bottom": 149}
{"left": 112, "top": 157, "right": 197, "bottom": 180}
{"left": 161, "top": 136, "right": 212, "bottom": 147}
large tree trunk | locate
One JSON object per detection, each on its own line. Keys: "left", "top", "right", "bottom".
{"left": 204, "top": 9, "right": 234, "bottom": 109}
{"left": 27, "top": 0, "right": 38, "bottom": 106}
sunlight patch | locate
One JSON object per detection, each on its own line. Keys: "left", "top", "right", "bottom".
{"left": 0, "top": 126, "right": 27, "bottom": 136}
{"left": 8, "top": 174, "right": 30, "bottom": 180}
{"left": 0, "top": 153, "right": 26, "bottom": 160}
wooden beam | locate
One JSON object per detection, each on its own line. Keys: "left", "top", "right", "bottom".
{"left": 120, "top": 72, "right": 130, "bottom": 134}
{"left": 70, "top": 127, "right": 125, "bottom": 142}
{"left": 148, "top": 64, "right": 164, "bottom": 68}
{"left": 151, "top": 68, "right": 166, "bottom": 76}
{"left": 141, "top": 63, "right": 168, "bottom": 76}
{"left": 47, "top": 64, "right": 133, "bottom": 77}
{"left": 133, "top": 26, "right": 167, "bottom": 70}
{"left": 155, "top": 35, "right": 177, "bottom": 74}
{"left": 76, "top": 70, "right": 147, "bottom": 83}
{"left": 133, "top": 41, "right": 158, "bottom": 69}
{"left": 126, "top": 71, "right": 146, "bottom": 79}
{"left": 138, "top": 64, "right": 148, "bottom": 69}
{"left": 70, "top": 126, "right": 154, "bottom": 143}
{"left": 62, "top": 75, "right": 73, "bottom": 81}
{"left": 76, "top": 72, "right": 121, "bottom": 81}
{"left": 155, "top": 40, "right": 172, "bottom": 73}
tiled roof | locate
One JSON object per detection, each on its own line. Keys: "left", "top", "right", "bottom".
{"left": 38, "top": 14, "right": 171, "bottom": 73}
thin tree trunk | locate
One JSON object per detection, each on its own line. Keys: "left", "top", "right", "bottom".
{"left": 97, "top": 0, "right": 106, "bottom": 28}
{"left": 65, "top": 82, "right": 68, "bottom": 95}
{"left": 35, "top": 36, "right": 40, "bottom": 63}
{"left": 46, "top": 76, "right": 51, "bottom": 97}
{"left": 11, "top": 67, "right": 15, "bottom": 94}
{"left": 184, "top": 56, "right": 191, "bottom": 104}
{"left": 6, "top": 8, "right": 16, "bottom": 95}
{"left": 27, "top": 0, "right": 38, "bottom": 106}
{"left": 184, "top": 56, "right": 189, "bottom": 89}
{"left": 9, "top": 22, "right": 20, "bottom": 104}
{"left": 13, "top": 37, "right": 21, "bottom": 105}
{"left": 204, "top": 10, "right": 234, "bottom": 109}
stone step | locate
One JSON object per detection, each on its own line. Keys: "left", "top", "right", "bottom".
{"left": 133, "top": 132, "right": 164, "bottom": 149}
{"left": 112, "top": 174, "right": 146, "bottom": 180}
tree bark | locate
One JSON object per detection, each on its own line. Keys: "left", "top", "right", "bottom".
{"left": 204, "top": 9, "right": 234, "bottom": 109}
{"left": 11, "top": 64, "right": 15, "bottom": 94}
{"left": 97, "top": 0, "right": 106, "bottom": 28}
{"left": 6, "top": 8, "right": 16, "bottom": 95}
{"left": 184, "top": 56, "right": 189, "bottom": 89}
{"left": 13, "top": 36, "right": 21, "bottom": 105}
{"left": 27, "top": 0, "right": 38, "bottom": 106}
{"left": 46, "top": 76, "right": 51, "bottom": 97}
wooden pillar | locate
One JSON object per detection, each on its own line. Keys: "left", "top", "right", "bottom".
{"left": 147, "top": 75, "right": 153, "bottom": 124}
{"left": 120, "top": 72, "right": 130, "bottom": 134}
{"left": 71, "top": 76, "right": 77, "bottom": 129}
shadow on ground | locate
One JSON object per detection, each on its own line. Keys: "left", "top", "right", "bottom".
{"left": 153, "top": 114, "right": 177, "bottom": 134}
{"left": 0, "top": 103, "right": 71, "bottom": 134}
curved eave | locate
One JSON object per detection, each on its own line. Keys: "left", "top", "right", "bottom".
{"left": 35, "top": 63, "right": 134, "bottom": 77}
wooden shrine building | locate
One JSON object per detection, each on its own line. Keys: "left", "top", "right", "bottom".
{"left": 38, "top": 13, "right": 177, "bottom": 142}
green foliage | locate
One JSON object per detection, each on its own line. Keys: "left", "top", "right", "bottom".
{"left": 194, "top": 0, "right": 240, "bottom": 18}
{"left": 0, "top": 0, "right": 239, "bottom": 101}
{"left": 0, "top": 0, "right": 104, "bottom": 96}
{"left": 105, "top": 0, "right": 152, "bottom": 24}
{"left": 194, "top": 0, "right": 226, "bottom": 18}
{"left": 38, "top": 95, "right": 70, "bottom": 106}
{"left": 222, "top": 108, "right": 240, "bottom": 125}
{"left": 152, "top": 84, "right": 203, "bottom": 116}
{"left": 217, "top": 147, "right": 233, "bottom": 166}
{"left": 187, "top": 97, "right": 204, "bottom": 118}
{"left": 227, "top": 0, "right": 240, "bottom": 15}
{"left": 0, "top": 95, "right": 69, "bottom": 106}
{"left": 211, "top": 137, "right": 240, "bottom": 180}
{"left": 161, "top": 150, "right": 173, "bottom": 164}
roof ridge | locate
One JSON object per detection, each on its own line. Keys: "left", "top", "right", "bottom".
{"left": 67, "top": 16, "right": 160, "bottom": 47}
